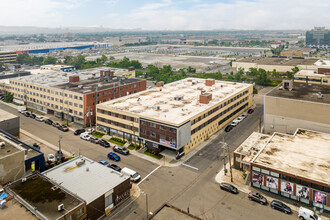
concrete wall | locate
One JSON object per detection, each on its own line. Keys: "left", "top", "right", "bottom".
{"left": 0, "top": 116, "right": 19, "bottom": 137}
{"left": 0, "top": 150, "right": 25, "bottom": 185}
{"left": 264, "top": 96, "right": 330, "bottom": 134}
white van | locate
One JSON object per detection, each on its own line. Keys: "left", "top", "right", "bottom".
{"left": 298, "top": 207, "right": 322, "bottom": 220}
{"left": 121, "top": 167, "right": 141, "bottom": 182}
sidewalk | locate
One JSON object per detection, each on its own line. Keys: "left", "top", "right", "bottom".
{"left": 215, "top": 162, "right": 330, "bottom": 220}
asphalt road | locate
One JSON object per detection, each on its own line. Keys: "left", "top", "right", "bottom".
{"left": 0, "top": 102, "right": 158, "bottom": 181}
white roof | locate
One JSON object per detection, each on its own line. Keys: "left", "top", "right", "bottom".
{"left": 253, "top": 129, "right": 330, "bottom": 184}
{"left": 295, "top": 69, "right": 330, "bottom": 78}
{"left": 99, "top": 78, "right": 251, "bottom": 125}
{"left": 43, "top": 156, "right": 128, "bottom": 204}
{"left": 314, "top": 59, "right": 330, "bottom": 67}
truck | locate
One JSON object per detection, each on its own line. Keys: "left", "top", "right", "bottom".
{"left": 17, "top": 106, "right": 26, "bottom": 113}
{"left": 121, "top": 167, "right": 141, "bottom": 182}
{"left": 298, "top": 207, "right": 322, "bottom": 220}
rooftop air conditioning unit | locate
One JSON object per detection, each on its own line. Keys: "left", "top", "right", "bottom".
{"left": 22, "top": 178, "right": 27, "bottom": 183}
{"left": 0, "top": 142, "right": 5, "bottom": 149}
{"left": 58, "top": 204, "right": 64, "bottom": 212}
{"left": 76, "top": 158, "right": 85, "bottom": 166}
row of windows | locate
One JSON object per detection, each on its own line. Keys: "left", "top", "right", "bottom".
{"left": 191, "top": 90, "right": 249, "bottom": 125}
{"left": 97, "top": 109, "right": 139, "bottom": 123}
{"left": 97, "top": 117, "right": 138, "bottom": 132}
{"left": 140, "top": 129, "right": 176, "bottom": 142}
{"left": 294, "top": 77, "right": 328, "bottom": 83}
{"left": 94, "top": 83, "right": 141, "bottom": 98}
{"left": 10, "top": 82, "right": 83, "bottom": 100}
{"left": 191, "top": 97, "right": 248, "bottom": 135}
{"left": 140, "top": 121, "right": 176, "bottom": 133}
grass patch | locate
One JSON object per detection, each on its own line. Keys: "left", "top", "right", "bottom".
{"left": 144, "top": 150, "right": 163, "bottom": 159}
{"left": 128, "top": 143, "right": 142, "bottom": 150}
{"left": 92, "top": 132, "right": 105, "bottom": 138}
{"left": 109, "top": 139, "right": 125, "bottom": 146}
{"left": 127, "top": 145, "right": 135, "bottom": 150}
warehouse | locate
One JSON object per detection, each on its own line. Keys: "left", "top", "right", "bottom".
{"left": 96, "top": 78, "right": 253, "bottom": 155}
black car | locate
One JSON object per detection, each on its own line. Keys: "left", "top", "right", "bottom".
{"left": 29, "top": 113, "right": 36, "bottom": 119}
{"left": 32, "top": 143, "right": 40, "bottom": 150}
{"left": 270, "top": 200, "right": 291, "bottom": 214}
{"left": 44, "top": 119, "right": 53, "bottom": 125}
{"left": 99, "top": 139, "right": 110, "bottom": 148}
{"left": 58, "top": 125, "right": 69, "bottom": 132}
{"left": 113, "top": 145, "right": 129, "bottom": 155}
{"left": 248, "top": 192, "right": 267, "bottom": 205}
{"left": 225, "top": 125, "right": 233, "bottom": 132}
{"left": 248, "top": 109, "right": 254, "bottom": 114}
{"left": 74, "top": 129, "right": 85, "bottom": 135}
{"left": 24, "top": 111, "right": 31, "bottom": 117}
{"left": 219, "top": 182, "right": 238, "bottom": 194}
{"left": 109, "top": 164, "right": 121, "bottom": 172}
{"left": 90, "top": 137, "right": 99, "bottom": 144}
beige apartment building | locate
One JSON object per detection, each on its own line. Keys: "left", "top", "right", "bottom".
{"left": 96, "top": 78, "right": 253, "bottom": 154}
{"left": 264, "top": 80, "right": 330, "bottom": 134}
{"left": 8, "top": 68, "right": 145, "bottom": 126}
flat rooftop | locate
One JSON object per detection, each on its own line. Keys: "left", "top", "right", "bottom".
{"left": 8, "top": 174, "right": 84, "bottom": 220}
{"left": 253, "top": 129, "right": 330, "bottom": 184}
{"left": 237, "top": 57, "right": 318, "bottom": 66}
{"left": 267, "top": 82, "right": 330, "bottom": 104}
{"left": 55, "top": 75, "right": 143, "bottom": 94}
{"left": 0, "top": 138, "right": 22, "bottom": 158}
{"left": 99, "top": 78, "right": 251, "bottom": 125}
{"left": 0, "top": 108, "right": 18, "bottom": 121}
{"left": 43, "top": 156, "right": 129, "bottom": 204}
{"left": 314, "top": 59, "right": 330, "bottom": 67}
{"left": 234, "top": 132, "right": 270, "bottom": 164}
{"left": 152, "top": 204, "right": 201, "bottom": 220}
{"left": 14, "top": 67, "right": 135, "bottom": 88}
{"left": 295, "top": 69, "right": 330, "bottom": 78}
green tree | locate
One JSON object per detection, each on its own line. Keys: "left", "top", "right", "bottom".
{"left": 73, "top": 55, "right": 86, "bottom": 69}
{"left": 64, "top": 56, "right": 73, "bottom": 65}
{"left": 0, "top": 62, "right": 4, "bottom": 71}
{"left": 43, "top": 56, "right": 57, "bottom": 65}
{"left": 254, "top": 68, "right": 271, "bottom": 86}
{"left": 187, "top": 66, "right": 196, "bottom": 73}
{"left": 4, "top": 92, "right": 13, "bottom": 103}
{"left": 130, "top": 60, "right": 142, "bottom": 69}
{"left": 100, "top": 54, "right": 108, "bottom": 63}
{"left": 109, "top": 56, "right": 115, "bottom": 60}
{"left": 271, "top": 69, "right": 280, "bottom": 78}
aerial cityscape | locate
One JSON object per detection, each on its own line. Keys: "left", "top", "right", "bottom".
{"left": 0, "top": 1, "right": 329, "bottom": 220}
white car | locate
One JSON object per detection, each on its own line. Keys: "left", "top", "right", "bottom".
{"left": 35, "top": 116, "right": 44, "bottom": 122}
{"left": 241, "top": 113, "right": 247, "bottom": 119}
{"left": 80, "top": 132, "right": 90, "bottom": 141}
{"left": 231, "top": 120, "right": 239, "bottom": 127}
{"left": 47, "top": 154, "right": 56, "bottom": 163}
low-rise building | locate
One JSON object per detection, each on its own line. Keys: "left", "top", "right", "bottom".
{"left": 236, "top": 129, "right": 330, "bottom": 212}
{"left": 40, "top": 64, "right": 76, "bottom": 72}
{"left": 6, "top": 173, "right": 87, "bottom": 220}
{"left": 280, "top": 48, "right": 315, "bottom": 58}
{"left": 9, "top": 67, "right": 146, "bottom": 126}
{"left": 0, "top": 129, "right": 45, "bottom": 185}
{"left": 43, "top": 156, "right": 131, "bottom": 219}
{"left": 96, "top": 78, "right": 253, "bottom": 154}
{"left": 294, "top": 68, "right": 330, "bottom": 86}
{"left": 264, "top": 80, "right": 330, "bottom": 134}
{"left": 232, "top": 57, "right": 319, "bottom": 73}
{"left": 0, "top": 51, "right": 16, "bottom": 64}
{"left": 0, "top": 109, "right": 19, "bottom": 137}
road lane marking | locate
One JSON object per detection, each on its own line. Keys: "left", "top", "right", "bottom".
{"left": 137, "top": 165, "right": 162, "bottom": 186}
{"left": 182, "top": 163, "right": 199, "bottom": 171}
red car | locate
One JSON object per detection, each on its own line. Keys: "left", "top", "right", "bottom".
{"left": 247, "top": 109, "right": 254, "bottom": 114}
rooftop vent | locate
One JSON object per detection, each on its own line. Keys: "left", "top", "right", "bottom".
{"left": 0, "top": 142, "right": 5, "bottom": 149}
{"left": 76, "top": 158, "right": 85, "bottom": 166}
{"left": 317, "top": 92, "right": 323, "bottom": 99}
{"left": 78, "top": 85, "right": 83, "bottom": 89}
{"left": 58, "top": 204, "right": 64, "bottom": 212}
{"left": 174, "top": 95, "right": 183, "bottom": 101}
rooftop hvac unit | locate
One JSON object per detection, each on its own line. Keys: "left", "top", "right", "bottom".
{"left": 58, "top": 204, "right": 64, "bottom": 212}
{"left": 0, "top": 142, "right": 5, "bottom": 149}
{"left": 76, "top": 158, "right": 85, "bottom": 166}
{"left": 22, "top": 178, "right": 27, "bottom": 183}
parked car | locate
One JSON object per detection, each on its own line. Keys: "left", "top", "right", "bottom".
{"left": 108, "top": 152, "right": 120, "bottom": 161}
{"left": 270, "top": 200, "right": 291, "bottom": 214}
{"left": 80, "top": 132, "right": 90, "bottom": 141}
{"left": 52, "top": 122, "right": 60, "bottom": 128}
{"left": 241, "top": 113, "right": 247, "bottom": 118}
{"left": 99, "top": 139, "right": 110, "bottom": 148}
{"left": 236, "top": 117, "right": 244, "bottom": 123}
{"left": 248, "top": 109, "right": 254, "bottom": 114}
{"left": 74, "top": 129, "right": 85, "bottom": 135}
{"left": 219, "top": 182, "right": 238, "bottom": 194}
{"left": 29, "top": 113, "right": 36, "bottom": 119}
{"left": 225, "top": 125, "right": 233, "bottom": 132}
{"left": 18, "top": 106, "right": 26, "bottom": 113}
{"left": 35, "top": 116, "right": 44, "bottom": 122}
{"left": 113, "top": 145, "right": 129, "bottom": 155}
{"left": 90, "top": 137, "right": 99, "bottom": 144}
{"left": 298, "top": 207, "right": 321, "bottom": 220}
{"left": 175, "top": 150, "right": 185, "bottom": 160}
{"left": 58, "top": 125, "right": 69, "bottom": 132}
{"left": 24, "top": 111, "right": 31, "bottom": 117}
{"left": 47, "top": 154, "right": 56, "bottom": 163}
{"left": 109, "top": 164, "right": 121, "bottom": 172}
{"left": 121, "top": 167, "right": 141, "bottom": 182}
{"left": 231, "top": 120, "right": 239, "bottom": 127}
{"left": 44, "top": 119, "right": 53, "bottom": 125}
{"left": 32, "top": 143, "right": 40, "bottom": 150}
{"left": 98, "top": 160, "right": 110, "bottom": 167}
{"left": 248, "top": 192, "right": 267, "bottom": 205}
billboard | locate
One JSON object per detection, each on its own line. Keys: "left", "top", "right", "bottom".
{"left": 313, "top": 190, "right": 327, "bottom": 205}
{"left": 252, "top": 172, "right": 264, "bottom": 185}
{"left": 266, "top": 176, "right": 279, "bottom": 190}
{"left": 296, "top": 185, "right": 310, "bottom": 199}
{"left": 281, "top": 180, "right": 294, "bottom": 194}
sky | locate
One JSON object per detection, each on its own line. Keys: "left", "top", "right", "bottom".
{"left": 1, "top": 0, "right": 330, "bottom": 30}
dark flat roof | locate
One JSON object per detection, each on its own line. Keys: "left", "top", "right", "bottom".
{"left": 55, "top": 76, "right": 144, "bottom": 94}
{"left": 267, "top": 82, "right": 330, "bottom": 104}
{"left": 238, "top": 57, "right": 318, "bottom": 66}
{"left": 8, "top": 174, "right": 84, "bottom": 220}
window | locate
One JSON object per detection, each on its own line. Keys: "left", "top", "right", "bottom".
{"left": 66, "top": 214, "right": 73, "bottom": 220}
{"left": 141, "top": 130, "right": 146, "bottom": 135}
{"left": 169, "top": 128, "right": 176, "bottom": 133}
{"left": 160, "top": 125, "right": 166, "bottom": 130}
{"left": 150, "top": 131, "right": 156, "bottom": 137}
{"left": 252, "top": 166, "right": 261, "bottom": 172}
{"left": 76, "top": 207, "right": 84, "bottom": 217}
{"left": 105, "top": 193, "right": 113, "bottom": 208}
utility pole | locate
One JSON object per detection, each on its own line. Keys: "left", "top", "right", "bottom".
{"left": 259, "top": 115, "right": 262, "bottom": 133}
{"left": 226, "top": 143, "right": 233, "bottom": 182}
{"left": 146, "top": 193, "right": 149, "bottom": 219}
